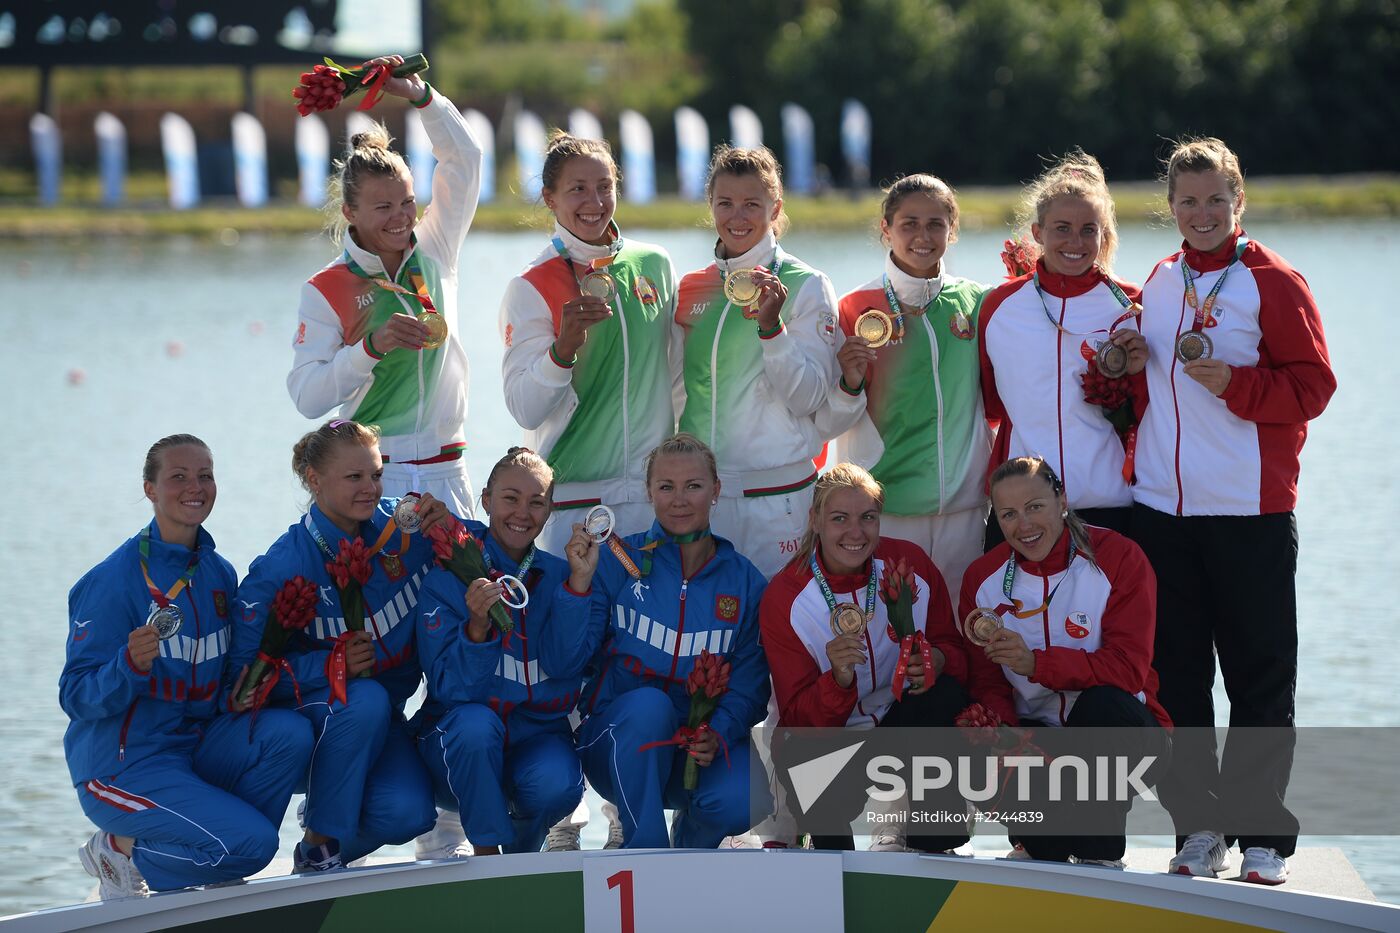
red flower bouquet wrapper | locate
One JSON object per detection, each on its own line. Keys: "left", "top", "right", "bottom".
{"left": 426, "top": 516, "right": 514, "bottom": 633}
{"left": 878, "top": 558, "right": 932, "bottom": 700}
{"left": 1080, "top": 358, "right": 1139, "bottom": 483}
{"left": 235, "top": 576, "right": 318, "bottom": 709}
{"left": 639, "top": 650, "right": 731, "bottom": 790}
{"left": 293, "top": 53, "right": 429, "bottom": 116}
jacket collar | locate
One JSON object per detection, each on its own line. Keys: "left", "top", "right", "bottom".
{"left": 144, "top": 518, "right": 215, "bottom": 561}
{"left": 1182, "top": 227, "right": 1245, "bottom": 274}
{"left": 1034, "top": 258, "right": 1104, "bottom": 299}
{"left": 554, "top": 220, "right": 623, "bottom": 264}
{"left": 1013, "top": 525, "right": 1074, "bottom": 576}
{"left": 344, "top": 229, "right": 416, "bottom": 280}
{"left": 715, "top": 231, "right": 778, "bottom": 275}
{"left": 884, "top": 251, "right": 944, "bottom": 308}
{"left": 815, "top": 542, "right": 874, "bottom": 592}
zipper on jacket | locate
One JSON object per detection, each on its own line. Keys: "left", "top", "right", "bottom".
{"left": 924, "top": 315, "right": 947, "bottom": 508}
{"left": 667, "top": 579, "right": 689, "bottom": 683}
{"left": 1171, "top": 278, "right": 1190, "bottom": 516}
{"left": 617, "top": 286, "right": 632, "bottom": 482}
{"left": 1055, "top": 296, "right": 1068, "bottom": 502}
{"left": 117, "top": 701, "right": 138, "bottom": 762}
{"left": 709, "top": 301, "right": 733, "bottom": 448}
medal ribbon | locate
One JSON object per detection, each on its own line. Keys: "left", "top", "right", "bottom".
{"left": 1001, "top": 541, "right": 1077, "bottom": 619}
{"left": 1032, "top": 273, "right": 1141, "bottom": 339}
{"left": 345, "top": 249, "right": 439, "bottom": 317}
{"left": 325, "top": 632, "right": 357, "bottom": 705}
{"left": 636, "top": 527, "right": 710, "bottom": 578}
{"left": 552, "top": 234, "right": 620, "bottom": 291}
{"left": 808, "top": 551, "right": 878, "bottom": 619}
{"left": 880, "top": 273, "right": 939, "bottom": 342}
{"left": 303, "top": 513, "right": 408, "bottom": 563}
{"left": 1181, "top": 235, "right": 1250, "bottom": 335}
{"left": 139, "top": 528, "right": 200, "bottom": 610}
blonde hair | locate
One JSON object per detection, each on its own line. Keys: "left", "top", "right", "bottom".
{"left": 1164, "top": 135, "right": 1246, "bottom": 211}
{"left": 644, "top": 433, "right": 719, "bottom": 487}
{"left": 1014, "top": 149, "right": 1119, "bottom": 274}
{"left": 989, "top": 457, "right": 1097, "bottom": 566}
{"left": 880, "top": 173, "right": 961, "bottom": 244}
{"left": 789, "top": 463, "right": 885, "bottom": 572}
{"left": 292, "top": 419, "right": 381, "bottom": 491}
{"left": 541, "top": 131, "right": 620, "bottom": 196}
{"left": 324, "top": 122, "right": 411, "bottom": 246}
{"left": 143, "top": 434, "right": 209, "bottom": 483}
{"left": 705, "top": 144, "right": 791, "bottom": 239}
{"left": 484, "top": 446, "right": 555, "bottom": 503}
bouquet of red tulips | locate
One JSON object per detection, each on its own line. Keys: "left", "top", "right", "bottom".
{"left": 955, "top": 702, "right": 1053, "bottom": 808}
{"left": 682, "top": 650, "right": 731, "bottom": 790}
{"left": 1000, "top": 235, "right": 1037, "bottom": 279}
{"left": 293, "top": 53, "right": 429, "bottom": 116}
{"left": 325, "top": 538, "right": 374, "bottom": 684}
{"left": 879, "top": 558, "right": 932, "bottom": 701}
{"left": 426, "top": 516, "right": 514, "bottom": 634}
{"left": 235, "top": 576, "right": 318, "bottom": 709}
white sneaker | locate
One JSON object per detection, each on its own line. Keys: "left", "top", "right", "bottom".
{"left": 1004, "top": 843, "right": 1032, "bottom": 860}
{"left": 720, "top": 832, "right": 763, "bottom": 849}
{"left": 545, "top": 798, "right": 590, "bottom": 852}
{"left": 293, "top": 840, "right": 343, "bottom": 873}
{"left": 602, "top": 801, "right": 624, "bottom": 850}
{"left": 1239, "top": 847, "right": 1288, "bottom": 885}
{"left": 869, "top": 829, "right": 913, "bottom": 852}
{"left": 80, "top": 832, "right": 149, "bottom": 900}
{"left": 1169, "top": 831, "right": 1231, "bottom": 878}
{"left": 1073, "top": 856, "right": 1126, "bottom": 869}
{"left": 415, "top": 809, "right": 470, "bottom": 860}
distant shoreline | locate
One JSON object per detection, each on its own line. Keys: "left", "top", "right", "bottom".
{"left": 4, "top": 173, "right": 1397, "bottom": 239}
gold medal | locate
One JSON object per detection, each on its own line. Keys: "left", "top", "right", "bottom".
{"left": 723, "top": 269, "right": 761, "bottom": 307}
{"left": 854, "top": 309, "right": 894, "bottom": 348}
{"left": 962, "top": 607, "right": 1003, "bottom": 647}
{"left": 1095, "top": 340, "right": 1129, "bottom": 379}
{"left": 830, "top": 603, "right": 869, "bottom": 638}
{"left": 580, "top": 270, "right": 616, "bottom": 303}
{"left": 1175, "top": 330, "right": 1213, "bottom": 363}
{"left": 418, "top": 310, "right": 448, "bottom": 350}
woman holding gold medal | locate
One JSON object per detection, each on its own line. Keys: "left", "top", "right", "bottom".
{"left": 960, "top": 456, "right": 1170, "bottom": 866}
{"left": 500, "top": 133, "right": 677, "bottom": 558}
{"left": 288, "top": 55, "right": 483, "bottom": 519}
{"left": 977, "top": 151, "right": 1148, "bottom": 545}
{"left": 817, "top": 174, "right": 992, "bottom": 592}
{"left": 672, "top": 145, "right": 840, "bottom": 579}
{"left": 560, "top": 435, "right": 772, "bottom": 849}
{"left": 759, "top": 464, "right": 998, "bottom": 852}
{"left": 1131, "top": 138, "right": 1334, "bottom": 884}
{"left": 62, "top": 435, "right": 313, "bottom": 898}
{"left": 230, "top": 420, "right": 455, "bottom": 872}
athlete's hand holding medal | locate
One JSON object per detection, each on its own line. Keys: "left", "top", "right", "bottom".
{"left": 555, "top": 292, "right": 613, "bottom": 361}
{"left": 825, "top": 632, "right": 867, "bottom": 689}
{"left": 1182, "top": 357, "right": 1232, "bottom": 396}
{"left": 983, "top": 627, "right": 1036, "bottom": 677}
{"left": 728, "top": 265, "right": 787, "bottom": 332}
{"left": 564, "top": 516, "right": 603, "bottom": 597}
{"left": 836, "top": 333, "right": 877, "bottom": 392}
{"left": 370, "top": 312, "right": 436, "bottom": 353}
{"left": 126, "top": 624, "right": 161, "bottom": 673}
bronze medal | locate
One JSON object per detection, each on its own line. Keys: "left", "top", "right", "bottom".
{"left": 1175, "top": 330, "right": 1213, "bottom": 363}
{"left": 1095, "top": 340, "right": 1129, "bottom": 379}
{"left": 147, "top": 602, "right": 184, "bottom": 640}
{"left": 854, "top": 309, "right": 894, "bottom": 348}
{"left": 962, "top": 607, "right": 1002, "bottom": 647}
{"left": 580, "top": 270, "right": 616, "bottom": 303}
{"left": 418, "top": 310, "right": 448, "bottom": 350}
{"left": 830, "top": 603, "right": 869, "bottom": 638}
{"left": 723, "top": 269, "right": 761, "bottom": 307}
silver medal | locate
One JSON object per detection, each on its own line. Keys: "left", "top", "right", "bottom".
{"left": 147, "top": 602, "right": 183, "bottom": 640}
{"left": 393, "top": 494, "right": 423, "bottom": 533}
{"left": 498, "top": 574, "right": 530, "bottom": 610}
{"left": 583, "top": 504, "right": 616, "bottom": 544}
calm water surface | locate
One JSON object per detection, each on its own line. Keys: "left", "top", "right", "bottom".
{"left": 1, "top": 219, "right": 1396, "bottom": 914}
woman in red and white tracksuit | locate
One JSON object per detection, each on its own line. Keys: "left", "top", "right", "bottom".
{"left": 978, "top": 151, "right": 1148, "bottom": 546}
{"left": 962, "top": 456, "right": 1170, "bottom": 865}
{"left": 760, "top": 463, "right": 1007, "bottom": 852}
{"left": 1131, "top": 138, "right": 1335, "bottom": 885}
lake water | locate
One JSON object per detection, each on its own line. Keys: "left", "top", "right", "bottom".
{"left": 2, "top": 219, "right": 1396, "bottom": 915}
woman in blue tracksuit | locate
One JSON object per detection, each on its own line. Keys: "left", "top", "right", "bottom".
{"left": 553, "top": 433, "right": 773, "bottom": 848}
{"left": 231, "top": 419, "right": 452, "bottom": 871}
{"left": 415, "top": 447, "right": 589, "bottom": 854}
{"left": 61, "top": 435, "right": 312, "bottom": 898}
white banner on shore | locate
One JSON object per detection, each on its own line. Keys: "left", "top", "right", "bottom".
{"left": 295, "top": 113, "right": 330, "bottom": 206}
{"left": 619, "top": 109, "right": 655, "bottom": 205}
{"left": 729, "top": 105, "right": 763, "bottom": 149}
{"left": 404, "top": 108, "right": 435, "bottom": 204}
{"left": 674, "top": 105, "right": 709, "bottom": 201}
{"left": 231, "top": 112, "right": 268, "bottom": 208}
{"left": 841, "top": 99, "right": 872, "bottom": 189}
{"left": 29, "top": 113, "right": 61, "bottom": 206}
{"left": 568, "top": 108, "right": 605, "bottom": 142}
{"left": 515, "top": 109, "right": 547, "bottom": 201}
{"left": 94, "top": 112, "right": 126, "bottom": 206}
{"left": 159, "top": 113, "right": 200, "bottom": 210}
{"left": 781, "top": 103, "right": 815, "bottom": 195}
{"left": 463, "top": 108, "right": 496, "bottom": 204}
